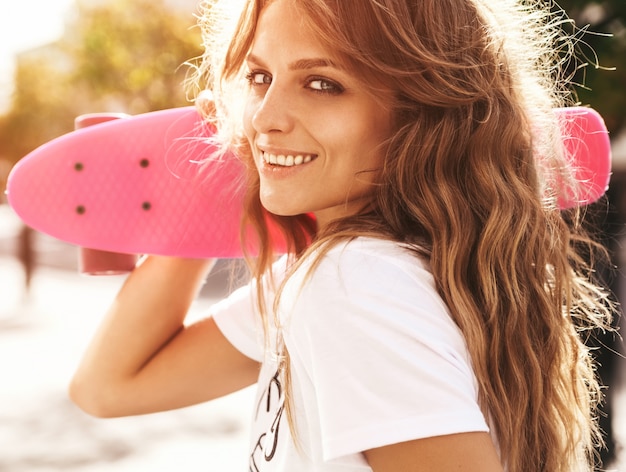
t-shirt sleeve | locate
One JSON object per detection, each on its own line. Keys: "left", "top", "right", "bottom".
{"left": 211, "top": 282, "right": 264, "bottom": 363}
{"left": 284, "top": 244, "right": 489, "bottom": 461}
{"left": 211, "top": 256, "right": 289, "bottom": 363}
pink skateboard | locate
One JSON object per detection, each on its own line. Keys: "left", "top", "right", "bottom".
{"left": 557, "top": 107, "right": 612, "bottom": 208}
{"left": 5, "top": 106, "right": 611, "bottom": 263}
{"left": 5, "top": 107, "right": 285, "bottom": 267}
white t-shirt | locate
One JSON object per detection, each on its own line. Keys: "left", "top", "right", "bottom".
{"left": 212, "top": 237, "right": 491, "bottom": 471}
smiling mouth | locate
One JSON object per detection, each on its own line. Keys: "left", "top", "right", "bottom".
{"left": 261, "top": 151, "right": 316, "bottom": 167}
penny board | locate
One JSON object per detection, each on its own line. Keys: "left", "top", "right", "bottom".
{"left": 5, "top": 106, "right": 611, "bottom": 259}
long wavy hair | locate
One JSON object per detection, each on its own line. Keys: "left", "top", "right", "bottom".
{"left": 194, "top": 0, "right": 614, "bottom": 470}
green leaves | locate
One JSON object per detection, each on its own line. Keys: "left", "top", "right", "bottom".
{"left": 558, "top": 0, "right": 626, "bottom": 133}
{"left": 0, "top": 0, "right": 203, "bottom": 165}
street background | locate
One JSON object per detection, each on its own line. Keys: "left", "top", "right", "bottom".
{"left": 0, "top": 204, "right": 255, "bottom": 471}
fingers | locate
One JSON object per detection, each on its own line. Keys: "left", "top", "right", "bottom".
{"left": 196, "top": 89, "right": 216, "bottom": 118}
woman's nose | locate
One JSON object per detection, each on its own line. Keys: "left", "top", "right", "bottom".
{"left": 250, "top": 84, "right": 295, "bottom": 134}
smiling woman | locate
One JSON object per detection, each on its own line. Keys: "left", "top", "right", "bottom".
{"left": 241, "top": 3, "right": 393, "bottom": 227}
{"left": 68, "top": 1, "right": 615, "bottom": 471}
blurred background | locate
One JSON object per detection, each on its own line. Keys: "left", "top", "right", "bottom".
{"left": 0, "top": 0, "right": 624, "bottom": 470}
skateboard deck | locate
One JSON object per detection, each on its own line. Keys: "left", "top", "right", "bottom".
{"left": 558, "top": 107, "right": 611, "bottom": 208}
{"left": 5, "top": 107, "right": 285, "bottom": 259}
{"left": 4, "top": 106, "right": 611, "bottom": 259}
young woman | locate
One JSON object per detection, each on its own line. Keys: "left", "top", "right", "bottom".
{"left": 69, "top": 0, "right": 614, "bottom": 471}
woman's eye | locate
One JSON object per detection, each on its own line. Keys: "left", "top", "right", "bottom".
{"left": 245, "top": 71, "right": 271, "bottom": 86}
{"left": 307, "top": 78, "right": 343, "bottom": 95}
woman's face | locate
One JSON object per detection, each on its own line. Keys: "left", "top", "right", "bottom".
{"left": 243, "top": 0, "right": 393, "bottom": 229}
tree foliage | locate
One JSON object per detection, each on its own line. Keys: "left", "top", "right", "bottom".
{"left": 558, "top": 0, "right": 626, "bottom": 133}
{"left": 0, "top": 0, "right": 203, "bottom": 165}
{"left": 68, "top": 0, "right": 203, "bottom": 113}
{"left": 0, "top": 0, "right": 624, "bottom": 167}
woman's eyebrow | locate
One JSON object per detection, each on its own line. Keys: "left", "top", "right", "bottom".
{"left": 246, "top": 53, "right": 338, "bottom": 71}
{"left": 288, "top": 58, "right": 337, "bottom": 70}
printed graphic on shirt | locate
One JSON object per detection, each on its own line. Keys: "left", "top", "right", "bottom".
{"left": 249, "top": 368, "right": 285, "bottom": 471}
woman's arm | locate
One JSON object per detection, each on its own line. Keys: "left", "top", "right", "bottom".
{"left": 69, "top": 256, "right": 260, "bottom": 418}
{"left": 364, "top": 432, "right": 503, "bottom": 472}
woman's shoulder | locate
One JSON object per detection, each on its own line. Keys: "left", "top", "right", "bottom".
{"left": 318, "top": 236, "right": 432, "bottom": 284}
{"left": 289, "top": 236, "right": 441, "bottom": 313}
{"left": 286, "top": 236, "right": 470, "bottom": 372}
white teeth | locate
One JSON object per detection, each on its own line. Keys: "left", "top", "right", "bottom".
{"left": 262, "top": 152, "right": 314, "bottom": 167}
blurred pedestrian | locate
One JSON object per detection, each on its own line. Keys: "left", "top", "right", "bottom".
{"left": 16, "top": 224, "right": 35, "bottom": 295}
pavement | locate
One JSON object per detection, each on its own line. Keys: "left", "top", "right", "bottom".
{"left": 0, "top": 204, "right": 624, "bottom": 471}
{"left": 0, "top": 205, "right": 255, "bottom": 471}
{"left": 0, "top": 256, "right": 257, "bottom": 472}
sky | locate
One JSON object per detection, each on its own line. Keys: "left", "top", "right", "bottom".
{"left": 0, "top": 0, "right": 75, "bottom": 111}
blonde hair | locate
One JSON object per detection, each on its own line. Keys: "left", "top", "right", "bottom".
{"left": 194, "top": 1, "right": 613, "bottom": 470}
